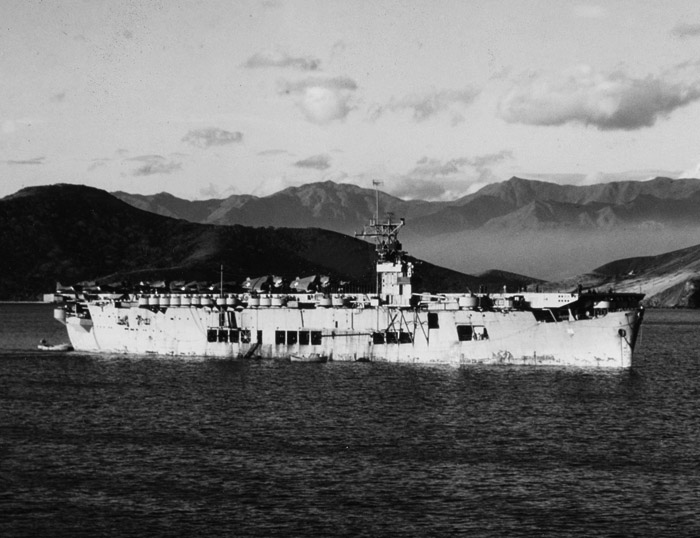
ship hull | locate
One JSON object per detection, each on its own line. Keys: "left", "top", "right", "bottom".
{"left": 63, "top": 301, "right": 644, "bottom": 368}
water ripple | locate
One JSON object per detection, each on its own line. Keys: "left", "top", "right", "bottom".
{"left": 2, "top": 306, "right": 700, "bottom": 537}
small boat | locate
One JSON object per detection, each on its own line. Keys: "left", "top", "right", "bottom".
{"left": 290, "top": 353, "right": 328, "bottom": 363}
{"left": 38, "top": 340, "right": 73, "bottom": 351}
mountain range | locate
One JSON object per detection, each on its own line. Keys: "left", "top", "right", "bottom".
{"left": 115, "top": 176, "right": 700, "bottom": 231}
{"left": 0, "top": 184, "right": 538, "bottom": 301}
{"left": 4, "top": 179, "right": 700, "bottom": 307}
{"left": 113, "top": 176, "right": 700, "bottom": 280}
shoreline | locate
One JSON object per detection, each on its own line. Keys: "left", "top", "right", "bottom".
{"left": 0, "top": 301, "right": 52, "bottom": 305}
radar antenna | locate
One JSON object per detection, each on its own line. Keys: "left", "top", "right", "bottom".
{"left": 355, "top": 180, "right": 405, "bottom": 263}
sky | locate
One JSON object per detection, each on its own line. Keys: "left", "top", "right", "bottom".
{"left": 3, "top": 0, "right": 700, "bottom": 201}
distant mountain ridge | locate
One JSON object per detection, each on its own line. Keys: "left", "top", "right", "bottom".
{"left": 114, "top": 181, "right": 445, "bottom": 233}
{"left": 0, "top": 184, "right": 539, "bottom": 300}
{"left": 5, "top": 182, "right": 700, "bottom": 307}
{"left": 113, "top": 176, "right": 700, "bottom": 281}
{"left": 113, "top": 176, "right": 700, "bottom": 233}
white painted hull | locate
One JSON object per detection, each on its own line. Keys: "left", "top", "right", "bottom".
{"left": 63, "top": 301, "right": 644, "bottom": 368}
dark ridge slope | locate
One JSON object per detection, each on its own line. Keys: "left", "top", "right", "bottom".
{"left": 1, "top": 184, "right": 532, "bottom": 300}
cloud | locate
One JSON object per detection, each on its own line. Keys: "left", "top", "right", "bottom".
{"left": 294, "top": 154, "right": 331, "bottom": 170}
{"left": 679, "top": 161, "right": 700, "bottom": 178}
{"left": 244, "top": 50, "right": 321, "bottom": 71}
{"left": 579, "top": 171, "right": 615, "bottom": 186}
{"left": 388, "top": 175, "right": 459, "bottom": 201}
{"left": 471, "top": 151, "right": 515, "bottom": 169}
{"left": 369, "top": 87, "right": 479, "bottom": 123}
{"left": 182, "top": 128, "right": 243, "bottom": 148}
{"left": 5, "top": 156, "right": 45, "bottom": 165}
{"left": 524, "top": 173, "right": 587, "bottom": 184}
{"left": 575, "top": 170, "right": 682, "bottom": 185}
{"left": 128, "top": 155, "right": 182, "bottom": 176}
{"left": 498, "top": 64, "right": 700, "bottom": 130}
{"left": 573, "top": 5, "right": 606, "bottom": 19}
{"left": 279, "top": 77, "right": 357, "bottom": 124}
{"left": 87, "top": 158, "right": 110, "bottom": 172}
{"left": 198, "top": 183, "right": 223, "bottom": 199}
{"left": 330, "top": 40, "right": 347, "bottom": 61}
{"left": 196, "top": 182, "right": 243, "bottom": 199}
{"left": 526, "top": 170, "right": 680, "bottom": 185}
{"left": 250, "top": 176, "right": 298, "bottom": 196}
{"left": 258, "top": 149, "right": 292, "bottom": 157}
{"left": 2, "top": 118, "right": 38, "bottom": 134}
{"left": 389, "top": 151, "right": 514, "bottom": 200}
{"left": 261, "top": 0, "right": 283, "bottom": 9}
{"left": 51, "top": 92, "right": 67, "bottom": 103}
{"left": 671, "top": 23, "right": 700, "bottom": 39}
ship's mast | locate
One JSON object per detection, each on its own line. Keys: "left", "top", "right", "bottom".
{"left": 374, "top": 179, "right": 380, "bottom": 223}
{"left": 355, "top": 180, "right": 406, "bottom": 296}
{"left": 356, "top": 181, "right": 405, "bottom": 261}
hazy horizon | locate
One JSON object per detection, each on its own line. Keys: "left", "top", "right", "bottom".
{"left": 405, "top": 226, "right": 700, "bottom": 281}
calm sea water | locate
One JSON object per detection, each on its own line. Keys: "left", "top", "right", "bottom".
{"left": 1, "top": 303, "right": 700, "bottom": 537}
